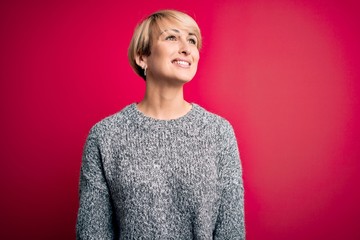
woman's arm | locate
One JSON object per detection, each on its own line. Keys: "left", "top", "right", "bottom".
{"left": 76, "top": 129, "right": 115, "bottom": 240}
{"left": 214, "top": 122, "right": 245, "bottom": 239}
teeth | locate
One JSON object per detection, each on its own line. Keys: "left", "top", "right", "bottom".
{"left": 173, "top": 60, "right": 190, "bottom": 66}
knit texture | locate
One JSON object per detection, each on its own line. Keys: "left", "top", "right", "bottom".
{"left": 76, "top": 103, "right": 245, "bottom": 239}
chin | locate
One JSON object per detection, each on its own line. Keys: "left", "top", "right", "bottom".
{"left": 176, "top": 73, "right": 196, "bottom": 83}
{"left": 176, "top": 76, "right": 194, "bottom": 84}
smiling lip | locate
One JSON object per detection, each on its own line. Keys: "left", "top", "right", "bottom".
{"left": 172, "top": 59, "right": 191, "bottom": 67}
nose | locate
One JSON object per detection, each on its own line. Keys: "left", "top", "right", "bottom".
{"left": 178, "top": 39, "right": 191, "bottom": 55}
{"left": 180, "top": 48, "right": 191, "bottom": 55}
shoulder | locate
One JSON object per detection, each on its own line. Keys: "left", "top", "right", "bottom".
{"left": 192, "top": 104, "right": 238, "bottom": 153}
{"left": 87, "top": 103, "right": 135, "bottom": 140}
{"left": 192, "top": 103, "right": 234, "bottom": 132}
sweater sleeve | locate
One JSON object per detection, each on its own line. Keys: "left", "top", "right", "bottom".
{"left": 213, "top": 122, "right": 245, "bottom": 239}
{"left": 76, "top": 128, "right": 116, "bottom": 240}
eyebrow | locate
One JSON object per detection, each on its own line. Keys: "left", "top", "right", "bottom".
{"left": 160, "top": 28, "right": 196, "bottom": 37}
{"left": 160, "top": 29, "right": 180, "bottom": 35}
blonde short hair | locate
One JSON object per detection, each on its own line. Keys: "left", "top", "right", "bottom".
{"left": 128, "top": 9, "right": 202, "bottom": 80}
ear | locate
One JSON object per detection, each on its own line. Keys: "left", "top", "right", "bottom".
{"left": 135, "top": 54, "right": 148, "bottom": 69}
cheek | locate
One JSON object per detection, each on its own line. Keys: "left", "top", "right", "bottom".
{"left": 193, "top": 52, "right": 200, "bottom": 65}
{"left": 194, "top": 48, "right": 200, "bottom": 59}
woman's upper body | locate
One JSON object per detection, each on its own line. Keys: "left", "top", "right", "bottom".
{"left": 76, "top": 103, "right": 245, "bottom": 239}
{"left": 77, "top": 9, "right": 245, "bottom": 239}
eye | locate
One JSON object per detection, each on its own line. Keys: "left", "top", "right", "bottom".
{"left": 165, "top": 35, "right": 177, "bottom": 41}
{"left": 188, "top": 38, "right": 197, "bottom": 45}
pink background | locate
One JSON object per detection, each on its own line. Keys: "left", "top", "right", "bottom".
{"left": 1, "top": 0, "right": 359, "bottom": 239}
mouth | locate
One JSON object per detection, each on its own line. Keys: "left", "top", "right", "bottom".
{"left": 172, "top": 59, "right": 191, "bottom": 67}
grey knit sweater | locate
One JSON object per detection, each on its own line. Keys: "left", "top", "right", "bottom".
{"left": 76, "top": 103, "right": 245, "bottom": 239}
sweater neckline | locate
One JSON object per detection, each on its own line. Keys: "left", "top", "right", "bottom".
{"left": 125, "top": 103, "right": 200, "bottom": 128}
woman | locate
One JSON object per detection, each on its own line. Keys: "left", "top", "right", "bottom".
{"left": 77, "top": 9, "right": 245, "bottom": 239}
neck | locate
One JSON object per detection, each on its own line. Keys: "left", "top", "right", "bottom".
{"left": 137, "top": 79, "right": 192, "bottom": 120}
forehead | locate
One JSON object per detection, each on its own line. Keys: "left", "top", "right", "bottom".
{"left": 154, "top": 19, "right": 198, "bottom": 38}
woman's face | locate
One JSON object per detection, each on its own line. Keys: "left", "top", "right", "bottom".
{"left": 143, "top": 20, "right": 200, "bottom": 84}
